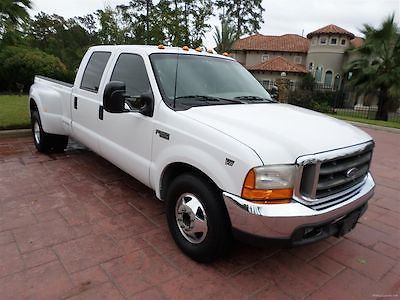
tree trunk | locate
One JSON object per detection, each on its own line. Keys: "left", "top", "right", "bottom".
{"left": 235, "top": 0, "right": 241, "bottom": 39}
{"left": 145, "top": 0, "right": 150, "bottom": 45}
{"left": 376, "top": 88, "right": 389, "bottom": 121}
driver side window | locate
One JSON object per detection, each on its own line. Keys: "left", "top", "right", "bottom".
{"left": 110, "top": 53, "right": 151, "bottom": 97}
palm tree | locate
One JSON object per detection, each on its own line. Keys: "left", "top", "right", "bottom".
{"left": 213, "top": 21, "right": 236, "bottom": 53}
{"left": 347, "top": 14, "right": 400, "bottom": 121}
{"left": 0, "top": 0, "right": 31, "bottom": 25}
{"left": 0, "top": 0, "right": 31, "bottom": 42}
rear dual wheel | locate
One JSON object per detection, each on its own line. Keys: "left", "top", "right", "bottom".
{"left": 31, "top": 110, "right": 69, "bottom": 153}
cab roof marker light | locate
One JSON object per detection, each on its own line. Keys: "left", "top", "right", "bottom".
{"left": 158, "top": 44, "right": 165, "bottom": 49}
{"left": 182, "top": 46, "right": 190, "bottom": 51}
{"left": 195, "top": 47, "right": 203, "bottom": 52}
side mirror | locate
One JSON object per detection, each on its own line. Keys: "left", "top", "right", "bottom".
{"left": 138, "top": 93, "right": 154, "bottom": 117}
{"left": 103, "top": 81, "right": 154, "bottom": 117}
{"left": 103, "top": 81, "right": 127, "bottom": 113}
{"left": 125, "top": 93, "right": 154, "bottom": 117}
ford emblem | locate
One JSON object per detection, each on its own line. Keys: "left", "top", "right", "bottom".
{"left": 346, "top": 167, "right": 359, "bottom": 178}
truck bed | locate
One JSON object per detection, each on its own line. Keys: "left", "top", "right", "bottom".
{"left": 35, "top": 75, "right": 73, "bottom": 88}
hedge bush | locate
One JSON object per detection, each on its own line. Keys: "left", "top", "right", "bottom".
{"left": 0, "top": 46, "right": 70, "bottom": 92}
{"left": 288, "top": 89, "right": 337, "bottom": 113}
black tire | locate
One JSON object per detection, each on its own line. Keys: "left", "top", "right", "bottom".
{"left": 166, "top": 173, "right": 232, "bottom": 263}
{"left": 31, "top": 110, "right": 69, "bottom": 153}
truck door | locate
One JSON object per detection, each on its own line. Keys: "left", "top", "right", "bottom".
{"left": 71, "top": 51, "right": 112, "bottom": 151}
{"left": 97, "top": 53, "right": 155, "bottom": 186}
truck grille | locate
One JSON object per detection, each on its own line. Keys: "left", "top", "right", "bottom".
{"left": 295, "top": 142, "right": 374, "bottom": 210}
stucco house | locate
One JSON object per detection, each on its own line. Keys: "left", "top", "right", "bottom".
{"left": 231, "top": 24, "right": 369, "bottom": 107}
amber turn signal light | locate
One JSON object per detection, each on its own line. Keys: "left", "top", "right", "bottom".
{"left": 241, "top": 169, "right": 292, "bottom": 204}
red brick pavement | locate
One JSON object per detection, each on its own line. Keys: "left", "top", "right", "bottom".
{"left": 0, "top": 128, "right": 398, "bottom": 299}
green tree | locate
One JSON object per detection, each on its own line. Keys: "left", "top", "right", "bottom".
{"left": 188, "top": 0, "right": 212, "bottom": 47}
{"left": 128, "top": 0, "right": 154, "bottom": 44}
{"left": 96, "top": 6, "right": 127, "bottom": 44}
{"left": 0, "top": 0, "right": 31, "bottom": 26}
{"left": 215, "top": 0, "right": 264, "bottom": 38}
{"left": 116, "top": 1, "right": 160, "bottom": 45}
{"left": 0, "top": 0, "right": 32, "bottom": 44}
{"left": 76, "top": 14, "right": 98, "bottom": 37}
{"left": 27, "top": 13, "right": 94, "bottom": 70}
{"left": 347, "top": 14, "right": 400, "bottom": 121}
{"left": 0, "top": 46, "right": 68, "bottom": 92}
{"left": 213, "top": 21, "right": 236, "bottom": 53}
{"left": 152, "top": 0, "right": 212, "bottom": 47}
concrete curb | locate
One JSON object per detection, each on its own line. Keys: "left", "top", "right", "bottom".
{"left": 347, "top": 121, "right": 400, "bottom": 134}
{"left": 0, "top": 129, "right": 31, "bottom": 138}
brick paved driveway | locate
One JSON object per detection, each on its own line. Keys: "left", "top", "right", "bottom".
{"left": 0, "top": 127, "right": 399, "bottom": 299}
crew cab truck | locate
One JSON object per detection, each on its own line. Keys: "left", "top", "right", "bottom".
{"left": 29, "top": 45, "right": 375, "bottom": 262}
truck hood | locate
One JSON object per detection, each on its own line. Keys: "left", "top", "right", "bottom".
{"left": 179, "top": 103, "right": 372, "bottom": 164}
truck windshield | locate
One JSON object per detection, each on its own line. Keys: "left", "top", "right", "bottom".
{"left": 150, "top": 53, "right": 275, "bottom": 110}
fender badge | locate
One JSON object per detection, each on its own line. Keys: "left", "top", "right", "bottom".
{"left": 155, "top": 129, "right": 170, "bottom": 140}
{"left": 225, "top": 158, "right": 235, "bottom": 166}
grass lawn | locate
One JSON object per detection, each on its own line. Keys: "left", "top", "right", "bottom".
{"left": 328, "top": 114, "right": 400, "bottom": 129}
{"left": 0, "top": 95, "right": 30, "bottom": 130}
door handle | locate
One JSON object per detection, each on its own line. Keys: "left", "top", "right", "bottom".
{"left": 74, "top": 97, "right": 78, "bottom": 109}
{"left": 99, "top": 105, "right": 104, "bottom": 120}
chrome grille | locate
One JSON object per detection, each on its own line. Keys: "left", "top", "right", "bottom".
{"left": 295, "top": 142, "right": 374, "bottom": 210}
{"left": 317, "top": 150, "right": 372, "bottom": 198}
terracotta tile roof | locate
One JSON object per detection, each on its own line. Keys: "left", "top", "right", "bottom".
{"left": 247, "top": 56, "right": 307, "bottom": 74}
{"left": 307, "top": 24, "right": 355, "bottom": 39}
{"left": 232, "top": 34, "right": 310, "bottom": 53}
{"left": 350, "top": 37, "right": 364, "bottom": 48}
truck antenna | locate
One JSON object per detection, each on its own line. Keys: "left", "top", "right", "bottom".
{"left": 173, "top": 48, "right": 180, "bottom": 109}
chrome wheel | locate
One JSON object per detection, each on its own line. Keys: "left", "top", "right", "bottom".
{"left": 33, "top": 121, "right": 40, "bottom": 144}
{"left": 175, "top": 193, "right": 208, "bottom": 244}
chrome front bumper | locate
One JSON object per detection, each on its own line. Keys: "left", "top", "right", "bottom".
{"left": 223, "top": 173, "right": 375, "bottom": 240}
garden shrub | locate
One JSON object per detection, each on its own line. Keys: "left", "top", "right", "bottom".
{"left": 0, "top": 46, "right": 69, "bottom": 92}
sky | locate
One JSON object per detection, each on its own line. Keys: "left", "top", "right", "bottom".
{"left": 30, "top": 0, "right": 400, "bottom": 46}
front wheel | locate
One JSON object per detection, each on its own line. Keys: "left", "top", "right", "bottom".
{"left": 166, "top": 173, "right": 232, "bottom": 262}
{"left": 31, "top": 110, "right": 68, "bottom": 153}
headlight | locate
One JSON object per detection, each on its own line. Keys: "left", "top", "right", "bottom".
{"left": 241, "top": 165, "right": 296, "bottom": 204}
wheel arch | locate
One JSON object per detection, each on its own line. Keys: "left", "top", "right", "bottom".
{"left": 29, "top": 98, "right": 38, "bottom": 113}
{"left": 159, "top": 162, "right": 221, "bottom": 202}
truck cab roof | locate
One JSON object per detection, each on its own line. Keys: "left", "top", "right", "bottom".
{"left": 87, "top": 44, "right": 234, "bottom": 60}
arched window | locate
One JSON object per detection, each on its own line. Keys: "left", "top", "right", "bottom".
{"left": 315, "top": 66, "right": 323, "bottom": 82}
{"left": 324, "top": 70, "right": 333, "bottom": 87}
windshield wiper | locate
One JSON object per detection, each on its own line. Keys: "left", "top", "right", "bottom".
{"left": 234, "top": 95, "right": 276, "bottom": 103}
{"left": 175, "top": 95, "right": 243, "bottom": 104}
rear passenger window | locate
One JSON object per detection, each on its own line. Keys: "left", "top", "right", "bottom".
{"left": 80, "top": 51, "right": 111, "bottom": 93}
{"left": 110, "top": 53, "right": 151, "bottom": 96}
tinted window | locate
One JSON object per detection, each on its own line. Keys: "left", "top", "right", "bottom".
{"left": 80, "top": 52, "right": 111, "bottom": 92}
{"left": 150, "top": 54, "right": 271, "bottom": 104}
{"left": 110, "top": 54, "right": 151, "bottom": 96}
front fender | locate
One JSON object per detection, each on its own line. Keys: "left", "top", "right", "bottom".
{"left": 150, "top": 143, "right": 260, "bottom": 200}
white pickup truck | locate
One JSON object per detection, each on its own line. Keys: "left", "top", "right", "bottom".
{"left": 29, "top": 45, "right": 375, "bottom": 262}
